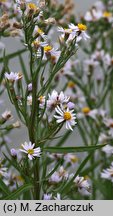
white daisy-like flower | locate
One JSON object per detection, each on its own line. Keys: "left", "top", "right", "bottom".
{"left": 64, "top": 153, "right": 78, "bottom": 165}
{"left": 20, "top": 141, "right": 41, "bottom": 160}
{"left": 0, "top": 0, "right": 12, "bottom": 9}
{"left": 0, "top": 162, "right": 7, "bottom": 177}
{"left": 84, "top": 9, "right": 103, "bottom": 21}
{"left": 5, "top": 72, "right": 20, "bottom": 82}
{"left": 54, "top": 193, "right": 61, "bottom": 200}
{"left": 43, "top": 45, "right": 60, "bottom": 60}
{"left": 27, "top": 95, "right": 32, "bottom": 105}
{"left": 47, "top": 153, "right": 63, "bottom": 160}
{"left": 102, "top": 145, "right": 113, "bottom": 156}
{"left": 28, "top": 83, "right": 32, "bottom": 91}
{"left": 1, "top": 110, "right": 12, "bottom": 120}
{"left": 49, "top": 172, "right": 62, "bottom": 183}
{"left": 49, "top": 166, "right": 68, "bottom": 183}
{"left": 98, "top": 133, "right": 109, "bottom": 144}
{"left": 32, "top": 38, "right": 48, "bottom": 50}
{"left": 43, "top": 193, "right": 52, "bottom": 200}
{"left": 102, "top": 11, "right": 113, "bottom": 22}
{"left": 10, "top": 148, "right": 17, "bottom": 157}
{"left": 92, "top": 50, "right": 105, "bottom": 61}
{"left": 58, "top": 25, "right": 78, "bottom": 43}
{"left": 58, "top": 26, "right": 73, "bottom": 35}
{"left": 104, "top": 53, "right": 113, "bottom": 66}
{"left": 47, "top": 90, "right": 69, "bottom": 109}
{"left": 68, "top": 23, "right": 90, "bottom": 42}
{"left": 58, "top": 166, "right": 69, "bottom": 180}
{"left": 54, "top": 105, "right": 77, "bottom": 131}
{"left": 33, "top": 26, "right": 47, "bottom": 40}
{"left": 74, "top": 175, "right": 91, "bottom": 196}
{"left": 101, "top": 162, "right": 113, "bottom": 182}
{"left": 58, "top": 26, "right": 74, "bottom": 42}
{"left": 84, "top": 59, "right": 99, "bottom": 69}
{"left": 38, "top": 95, "right": 45, "bottom": 109}
{"left": 104, "top": 118, "right": 113, "bottom": 128}
{"left": 87, "top": 108, "right": 106, "bottom": 120}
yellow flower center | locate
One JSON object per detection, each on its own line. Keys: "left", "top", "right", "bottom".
{"left": 16, "top": 175, "right": 24, "bottom": 182}
{"left": 78, "top": 23, "right": 87, "bottom": 31}
{"left": 0, "top": 0, "right": 7, "bottom": 2}
{"left": 82, "top": 107, "right": 90, "bottom": 114}
{"left": 28, "top": 3, "right": 37, "bottom": 10}
{"left": 44, "top": 45, "right": 52, "bottom": 52}
{"left": 37, "top": 28, "right": 44, "bottom": 35}
{"left": 84, "top": 175, "right": 89, "bottom": 180}
{"left": 103, "top": 11, "right": 112, "bottom": 18}
{"left": 27, "top": 149, "right": 34, "bottom": 155}
{"left": 33, "top": 40, "right": 40, "bottom": 46}
{"left": 71, "top": 156, "right": 78, "bottom": 163}
{"left": 64, "top": 112, "right": 72, "bottom": 120}
{"left": 39, "top": 96, "right": 44, "bottom": 103}
{"left": 68, "top": 81, "right": 75, "bottom": 88}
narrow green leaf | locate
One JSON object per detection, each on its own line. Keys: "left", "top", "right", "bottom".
{"left": 19, "top": 54, "right": 29, "bottom": 82}
{"left": 2, "top": 184, "right": 33, "bottom": 200}
{"left": 0, "top": 49, "right": 27, "bottom": 63}
{"left": 44, "top": 144, "right": 106, "bottom": 153}
{"left": 0, "top": 178, "right": 10, "bottom": 195}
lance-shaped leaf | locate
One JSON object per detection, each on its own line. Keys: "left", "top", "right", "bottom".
{"left": 44, "top": 144, "right": 106, "bottom": 153}
{"left": 2, "top": 184, "right": 33, "bottom": 200}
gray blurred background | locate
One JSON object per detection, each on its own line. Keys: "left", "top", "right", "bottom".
{"left": 0, "top": 0, "right": 95, "bottom": 148}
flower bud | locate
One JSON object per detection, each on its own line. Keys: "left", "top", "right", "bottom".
{"left": 10, "top": 148, "right": 17, "bottom": 158}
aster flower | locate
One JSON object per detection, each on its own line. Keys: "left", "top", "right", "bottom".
{"left": 49, "top": 166, "right": 68, "bottom": 183}
{"left": 49, "top": 171, "right": 62, "bottom": 183}
{"left": 1, "top": 110, "right": 12, "bottom": 120}
{"left": 28, "top": 83, "right": 32, "bottom": 91}
{"left": 27, "top": 2, "right": 39, "bottom": 12}
{"left": 0, "top": 161, "right": 7, "bottom": 177}
{"left": 98, "top": 133, "right": 109, "bottom": 144}
{"left": 74, "top": 175, "right": 91, "bottom": 196}
{"left": 102, "top": 11, "right": 113, "bottom": 22}
{"left": 43, "top": 193, "right": 52, "bottom": 200}
{"left": 64, "top": 153, "right": 78, "bottom": 165}
{"left": 54, "top": 193, "right": 61, "bottom": 200}
{"left": 32, "top": 38, "right": 48, "bottom": 50}
{"left": 38, "top": 95, "right": 45, "bottom": 109}
{"left": 103, "top": 118, "right": 113, "bottom": 137}
{"left": 5, "top": 72, "right": 21, "bottom": 82}
{"left": 101, "top": 162, "right": 113, "bottom": 182}
{"left": 10, "top": 148, "right": 17, "bottom": 157}
{"left": 27, "top": 95, "right": 32, "bottom": 105}
{"left": 47, "top": 90, "right": 69, "bottom": 110}
{"left": 33, "top": 26, "right": 47, "bottom": 40}
{"left": 84, "top": 9, "right": 103, "bottom": 21}
{"left": 54, "top": 105, "right": 77, "bottom": 131}
{"left": 68, "top": 23, "right": 90, "bottom": 42}
{"left": 20, "top": 141, "right": 41, "bottom": 160}
{"left": 58, "top": 166, "right": 69, "bottom": 180}
{"left": 43, "top": 45, "right": 61, "bottom": 60}
{"left": 102, "top": 145, "right": 113, "bottom": 156}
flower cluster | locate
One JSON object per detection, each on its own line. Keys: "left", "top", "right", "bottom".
{"left": 1, "top": 0, "right": 113, "bottom": 201}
